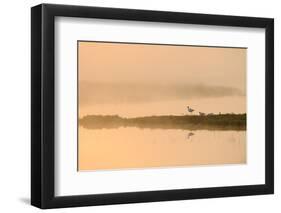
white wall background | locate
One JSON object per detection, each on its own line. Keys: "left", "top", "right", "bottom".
{"left": 0, "top": 0, "right": 279, "bottom": 212}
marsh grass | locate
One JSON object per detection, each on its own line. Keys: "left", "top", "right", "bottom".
{"left": 79, "top": 114, "right": 246, "bottom": 130}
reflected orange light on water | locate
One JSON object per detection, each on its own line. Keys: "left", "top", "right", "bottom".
{"left": 78, "top": 127, "right": 246, "bottom": 171}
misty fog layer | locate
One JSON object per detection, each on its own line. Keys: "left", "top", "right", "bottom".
{"left": 79, "top": 81, "right": 245, "bottom": 106}
{"left": 78, "top": 42, "right": 246, "bottom": 117}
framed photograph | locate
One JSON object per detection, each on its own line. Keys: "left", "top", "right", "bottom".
{"left": 31, "top": 4, "right": 274, "bottom": 209}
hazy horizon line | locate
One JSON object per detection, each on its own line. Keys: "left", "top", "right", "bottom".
{"left": 79, "top": 81, "right": 245, "bottom": 106}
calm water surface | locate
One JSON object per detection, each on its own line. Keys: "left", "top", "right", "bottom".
{"left": 78, "top": 127, "right": 246, "bottom": 171}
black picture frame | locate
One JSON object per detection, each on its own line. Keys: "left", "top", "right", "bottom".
{"left": 31, "top": 3, "right": 274, "bottom": 209}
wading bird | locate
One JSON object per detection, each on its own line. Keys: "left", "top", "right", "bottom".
{"left": 187, "top": 106, "right": 195, "bottom": 114}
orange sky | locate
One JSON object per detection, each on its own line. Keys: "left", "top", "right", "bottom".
{"left": 78, "top": 41, "right": 246, "bottom": 117}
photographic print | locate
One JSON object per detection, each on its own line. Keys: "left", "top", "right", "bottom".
{"left": 31, "top": 4, "right": 274, "bottom": 208}
{"left": 78, "top": 41, "right": 247, "bottom": 171}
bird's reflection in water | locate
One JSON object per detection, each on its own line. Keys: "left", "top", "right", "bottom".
{"left": 186, "top": 132, "right": 195, "bottom": 140}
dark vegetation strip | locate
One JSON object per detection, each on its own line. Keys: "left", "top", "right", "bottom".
{"left": 79, "top": 114, "right": 246, "bottom": 130}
